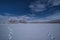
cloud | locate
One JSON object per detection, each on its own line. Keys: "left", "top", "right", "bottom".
{"left": 30, "top": 10, "right": 60, "bottom": 21}
{"left": 4, "top": 13, "right": 14, "bottom": 16}
{"left": 29, "top": 0, "right": 46, "bottom": 12}
{"left": 53, "top": 0, "right": 60, "bottom": 6}
{"left": 0, "top": 14, "right": 34, "bottom": 24}
{"left": 29, "top": 0, "right": 60, "bottom": 13}
{"left": 45, "top": 11, "right": 60, "bottom": 20}
{"left": 0, "top": 13, "right": 14, "bottom": 24}
{"left": 0, "top": 11, "right": 60, "bottom": 24}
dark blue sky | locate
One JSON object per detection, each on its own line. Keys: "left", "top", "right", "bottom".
{"left": 0, "top": 0, "right": 60, "bottom": 18}
{"left": 0, "top": 0, "right": 32, "bottom": 15}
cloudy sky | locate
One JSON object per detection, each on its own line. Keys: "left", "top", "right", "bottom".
{"left": 0, "top": 0, "right": 60, "bottom": 22}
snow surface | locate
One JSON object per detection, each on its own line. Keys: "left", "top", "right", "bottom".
{"left": 0, "top": 24, "right": 60, "bottom": 40}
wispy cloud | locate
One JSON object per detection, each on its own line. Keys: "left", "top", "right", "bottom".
{"left": 29, "top": 0, "right": 60, "bottom": 13}
{"left": 0, "top": 14, "right": 33, "bottom": 23}
{"left": 53, "top": 0, "right": 60, "bottom": 6}
{"left": 29, "top": 0, "right": 46, "bottom": 12}
{"left": 9, "top": 15, "right": 31, "bottom": 21}
{"left": 0, "top": 11, "right": 60, "bottom": 24}
{"left": 4, "top": 13, "right": 14, "bottom": 16}
{"left": 45, "top": 11, "right": 60, "bottom": 20}
{"left": 30, "top": 10, "right": 60, "bottom": 21}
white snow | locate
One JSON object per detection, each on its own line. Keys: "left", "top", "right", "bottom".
{"left": 1, "top": 23, "right": 60, "bottom": 40}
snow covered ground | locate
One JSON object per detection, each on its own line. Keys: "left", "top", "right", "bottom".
{"left": 0, "top": 23, "right": 60, "bottom": 40}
